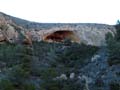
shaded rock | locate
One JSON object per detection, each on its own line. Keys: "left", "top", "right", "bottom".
{"left": 91, "top": 55, "right": 100, "bottom": 62}
{"left": 56, "top": 74, "right": 68, "bottom": 80}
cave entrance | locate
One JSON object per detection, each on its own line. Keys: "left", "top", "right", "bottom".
{"left": 44, "top": 30, "right": 79, "bottom": 42}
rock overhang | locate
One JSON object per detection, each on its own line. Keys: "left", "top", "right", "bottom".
{"left": 0, "top": 19, "right": 116, "bottom": 46}
{"left": 36, "top": 25, "right": 116, "bottom": 46}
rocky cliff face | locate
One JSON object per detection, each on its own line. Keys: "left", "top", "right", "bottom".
{"left": 37, "top": 25, "right": 115, "bottom": 46}
{"left": 0, "top": 12, "right": 116, "bottom": 46}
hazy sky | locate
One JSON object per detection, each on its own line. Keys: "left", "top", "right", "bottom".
{"left": 0, "top": 0, "right": 120, "bottom": 24}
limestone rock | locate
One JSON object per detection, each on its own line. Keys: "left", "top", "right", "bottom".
{"left": 70, "top": 73, "right": 75, "bottom": 79}
{"left": 0, "top": 12, "right": 116, "bottom": 46}
{"left": 37, "top": 25, "right": 116, "bottom": 46}
{"left": 91, "top": 55, "right": 100, "bottom": 62}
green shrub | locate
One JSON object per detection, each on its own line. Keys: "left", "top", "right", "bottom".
{"left": 95, "top": 78, "right": 104, "bottom": 87}
{"left": 22, "top": 83, "right": 36, "bottom": 90}
{"left": 9, "top": 65, "right": 30, "bottom": 86}
{"left": 0, "top": 40, "right": 99, "bottom": 90}
{"left": 0, "top": 79, "right": 15, "bottom": 90}
{"left": 0, "top": 43, "right": 24, "bottom": 67}
{"left": 116, "top": 72, "right": 120, "bottom": 77}
{"left": 41, "top": 79, "right": 83, "bottom": 90}
{"left": 48, "top": 42, "right": 98, "bottom": 68}
{"left": 41, "top": 80, "right": 61, "bottom": 90}
{"left": 33, "top": 41, "right": 98, "bottom": 90}
{"left": 39, "top": 67, "right": 58, "bottom": 80}
{"left": 115, "top": 20, "right": 120, "bottom": 41}
{"left": 108, "top": 58, "right": 120, "bottom": 66}
{"left": 110, "top": 81, "right": 120, "bottom": 90}
{"left": 106, "top": 24, "right": 120, "bottom": 66}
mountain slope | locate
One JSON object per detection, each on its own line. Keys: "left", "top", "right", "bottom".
{"left": 0, "top": 12, "right": 119, "bottom": 90}
{"left": 0, "top": 12, "right": 116, "bottom": 46}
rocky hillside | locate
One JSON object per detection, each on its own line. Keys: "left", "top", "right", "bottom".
{"left": 0, "top": 12, "right": 116, "bottom": 46}
{"left": 0, "top": 12, "right": 119, "bottom": 90}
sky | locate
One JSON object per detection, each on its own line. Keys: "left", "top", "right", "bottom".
{"left": 0, "top": 0, "right": 120, "bottom": 25}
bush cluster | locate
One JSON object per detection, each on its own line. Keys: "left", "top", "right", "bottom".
{"left": 0, "top": 39, "right": 99, "bottom": 90}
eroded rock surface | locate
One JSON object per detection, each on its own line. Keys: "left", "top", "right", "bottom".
{"left": 0, "top": 12, "right": 116, "bottom": 46}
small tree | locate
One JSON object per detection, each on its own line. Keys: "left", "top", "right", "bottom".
{"left": 106, "top": 21, "right": 120, "bottom": 66}
{"left": 115, "top": 20, "right": 120, "bottom": 41}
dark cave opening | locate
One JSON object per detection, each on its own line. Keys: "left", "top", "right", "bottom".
{"left": 44, "top": 30, "right": 79, "bottom": 42}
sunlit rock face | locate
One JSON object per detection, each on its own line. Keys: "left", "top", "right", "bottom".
{"left": 37, "top": 25, "right": 116, "bottom": 46}
{"left": 0, "top": 12, "right": 32, "bottom": 44}
{"left": 0, "top": 12, "right": 116, "bottom": 46}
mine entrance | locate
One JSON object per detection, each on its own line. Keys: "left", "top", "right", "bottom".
{"left": 44, "top": 30, "right": 79, "bottom": 42}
